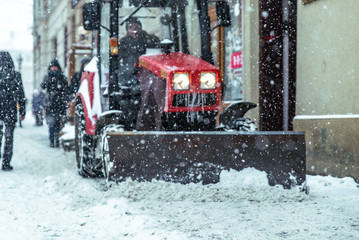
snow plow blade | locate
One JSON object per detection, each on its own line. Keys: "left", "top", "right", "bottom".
{"left": 105, "top": 131, "right": 306, "bottom": 188}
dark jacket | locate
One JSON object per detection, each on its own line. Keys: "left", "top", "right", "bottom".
{"left": 118, "top": 31, "right": 160, "bottom": 95}
{"left": 41, "top": 59, "right": 68, "bottom": 116}
{"left": 119, "top": 30, "right": 160, "bottom": 72}
{"left": 0, "top": 51, "right": 26, "bottom": 125}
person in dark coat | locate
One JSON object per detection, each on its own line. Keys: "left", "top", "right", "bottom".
{"left": 32, "top": 88, "right": 45, "bottom": 126}
{"left": 67, "top": 56, "right": 90, "bottom": 101}
{"left": 0, "top": 51, "right": 26, "bottom": 171}
{"left": 41, "top": 59, "right": 68, "bottom": 148}
{"left": 117, "top": 17, "right": 160, "bottom": 129}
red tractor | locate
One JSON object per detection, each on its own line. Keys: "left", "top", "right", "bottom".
{"left": 74, "top": 0, "right": 306, "bottom": 188}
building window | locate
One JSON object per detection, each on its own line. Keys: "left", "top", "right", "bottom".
{"left": 52, "top": 38, "right": 57, "bottom": 58}
{"left": 224, "top": 0, "right": 243, "bottom": 101}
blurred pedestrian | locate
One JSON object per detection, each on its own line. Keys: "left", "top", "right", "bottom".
{"left": 41, "top": 59, "right": 68, "bottom": 148}
{"left": 0, "top": 51, "right": 26, "bottom": 171}
{"left": 32, "top": 88, "right": 45, "bottom": 126}
{"left": 67, "top": 56, "right": 90, "bottom": 122}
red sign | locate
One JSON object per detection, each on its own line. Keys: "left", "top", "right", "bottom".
{"left": 231, "top": 52, "right": 242, "bottom": 69}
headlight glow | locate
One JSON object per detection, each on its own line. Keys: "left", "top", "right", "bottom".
{"left": 173, "top": 73, "right": 190, "bottom": 90}
{"left": 200, "top": 72, "right": 217, "bottom": 89}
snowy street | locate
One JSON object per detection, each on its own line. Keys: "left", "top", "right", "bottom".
{"left": 0, "top": 117, "right": 358, "bottom": 240}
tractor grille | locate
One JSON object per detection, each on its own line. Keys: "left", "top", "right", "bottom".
{"left": 172, "top": 93, "right": 217, "bottom": 107}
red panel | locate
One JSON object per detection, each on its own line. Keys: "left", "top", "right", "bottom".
{"left": 77, "top": 71, "right": 97, "bottom": 135}
{"left": 81, "top": 71, "right": 95, "bottom": 108}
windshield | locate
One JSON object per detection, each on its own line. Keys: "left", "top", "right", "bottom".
{"left": 117, "top": 0, "right": 201, "bottom": 57}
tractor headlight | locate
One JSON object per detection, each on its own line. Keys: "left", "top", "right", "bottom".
{"left": 200, "top": 72, "right": 217, "bottom": 89}
{"left": 173, "top": 73, "right": 190, "bottom": 90}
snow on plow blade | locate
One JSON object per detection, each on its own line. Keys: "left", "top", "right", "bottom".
{"left": 106, "top": 131, "right": 306, "bottom": 189}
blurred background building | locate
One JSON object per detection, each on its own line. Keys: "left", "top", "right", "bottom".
{"left": 32, "top": 0, "right": 92, "bottom": 88}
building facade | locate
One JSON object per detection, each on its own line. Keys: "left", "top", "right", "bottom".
{"left": 241, "top": 0, "right": 358, "bottom": 181}
{"left": 294, "top": 0, "right": 359, "bottom": 180}
{"left": 33, "top": 0, "right": 92, "bottom": 88}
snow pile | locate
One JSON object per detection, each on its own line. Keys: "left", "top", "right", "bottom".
{"left": 219, "top": 167, "right": 269, "bottom": 187}
{"left": 59, "top": 123, "right": 75, "bottom": 151}
{"left": 59, "top": 123, "right": 75, "bottom": 141}
{"left": 307, "top": 175, "right": 359, "bottom": 197}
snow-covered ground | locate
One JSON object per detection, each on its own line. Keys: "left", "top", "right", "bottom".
{"left": 1, "top": 116, "right": 358, "bottom": 240}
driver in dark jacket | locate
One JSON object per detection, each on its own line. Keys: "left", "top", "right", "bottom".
{"left": 0, "top": 51, "right": 26, "bottom": 171}
{"left": 117, "top": 17, "right": 160, "bottom": 129}
{"left": 118, "top": 17, "right": 160, "bottom": 76}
